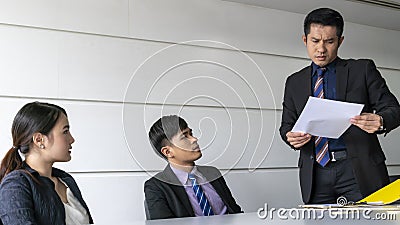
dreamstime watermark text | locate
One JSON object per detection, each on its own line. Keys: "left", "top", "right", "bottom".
{"left": 257, "top": 203, "right": 397, "bottom": 221}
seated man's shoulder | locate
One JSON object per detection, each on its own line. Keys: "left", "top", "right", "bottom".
{"left": 144, "top": 170, "right": 177, "bottom": 187}
{"left": 145, "top": 171, "right": 164, "bottom": 184}
{"left": 197, "top": 165, "right": 219, "bottom": 171}
{"left": 197, "top": 165, "right": 222, "bottom": 177}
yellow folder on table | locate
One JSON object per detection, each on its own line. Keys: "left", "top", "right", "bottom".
{"left": 357, "top": 179, "right": 400, "bottom": 205}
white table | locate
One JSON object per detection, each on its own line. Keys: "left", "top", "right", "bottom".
{"left": 126, "top": 210, "right": 400, "bottom": 225}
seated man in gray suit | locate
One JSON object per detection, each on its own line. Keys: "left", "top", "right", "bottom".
{"left": 144, "top": 115, "right": 242, "bottom": 220}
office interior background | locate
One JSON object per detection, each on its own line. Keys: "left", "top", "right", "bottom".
{"left": 0, "top": 0, "right": 399, "bottom": 224}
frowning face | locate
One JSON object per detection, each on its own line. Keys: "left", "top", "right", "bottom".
{"left": 303, "top": 23, "right": 344, "bottom": 67}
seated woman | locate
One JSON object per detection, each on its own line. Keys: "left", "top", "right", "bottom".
{"left": 0, "top": 102, "right": 93, "bottom": 225}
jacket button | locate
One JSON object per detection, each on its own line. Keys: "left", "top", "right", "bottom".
{"left": 310, "top": 155, "right": 314, "bottom": 160}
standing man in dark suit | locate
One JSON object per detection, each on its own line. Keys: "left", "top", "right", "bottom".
{"left": 280, "top": 8, "right": 400, "bottom": 204}
{"left": 144, "top": 115, "right": 242, "bottom": 220}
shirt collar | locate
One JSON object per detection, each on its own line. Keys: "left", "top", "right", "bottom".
{"left": 22, "top": 161, "right": 68, "bottom": 178}
{"left": 312, "top": 58, "right": 338, "bottom": 76}
{"left": 22, "top": 161, "right": 39, "bottom": 175}
{"left": 169, "top": 164, "right": 205, "bottom": 186}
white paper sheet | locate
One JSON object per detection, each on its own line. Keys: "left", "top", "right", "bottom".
{"left": 292, "top": 97, "right": 364, "bottom": 138}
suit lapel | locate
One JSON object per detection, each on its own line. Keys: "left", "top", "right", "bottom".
{"left": 161, "top": 165, "right": 194, "bottom": 216}
{"left": 335, "top": 58, "right": 349, "bottom": 102}
{"left": 298, "top": 66, "right": 312, "bottom": 110}
{"left": 197, "top": 166, "right": 231, "bottom": 212}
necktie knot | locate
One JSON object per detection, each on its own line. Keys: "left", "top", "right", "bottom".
{"left": 317, "top": 67, "right": 326, "bottom": 77}
{"left": 188, "top": 173, "right": 196, "bottom": 182}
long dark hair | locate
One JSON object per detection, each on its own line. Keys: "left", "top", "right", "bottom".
{"left": 0, "top": 102, "right": 67, "bottom": 182}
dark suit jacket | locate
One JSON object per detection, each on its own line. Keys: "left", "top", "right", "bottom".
{"left": 0, "top": 163, "right": 93, "bottom": 225}
{"left": 144, "top": 165, "right": 242, "bottom": 220}
{"left": 280, "top": 58, "right": 400, "bottom": 203}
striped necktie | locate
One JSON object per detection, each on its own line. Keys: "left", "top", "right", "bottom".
{"left": 314, "top": 67, "right": 330, "bottom": 166}
{"left": 188, "top": 173, "right": 214, "bottom": 216}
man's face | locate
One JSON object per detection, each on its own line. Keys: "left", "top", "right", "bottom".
{"left": 302, "top": 23, "right": 344, "bottom": 67}
{"left": 165, "top": 127, "right": 202, "bottom": 167}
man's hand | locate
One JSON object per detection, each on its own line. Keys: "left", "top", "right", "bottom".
{"left": 286, "top": 132, "right": 312, "bottom": 149}
{"left": 350, "top": 113, "right": 382, "bottom": 133}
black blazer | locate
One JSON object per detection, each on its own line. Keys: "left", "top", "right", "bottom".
{"left": 280, "top": 58, "right": 400, "bottom": 203}
{"left": 144, "top": 165, "right": 242, "bottom": 220}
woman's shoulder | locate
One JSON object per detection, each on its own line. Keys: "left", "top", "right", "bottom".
{"left": 3, "top": 169, "right": 32, "bottom": 180}
{"left": 0, "top": 169, "right": 34, "bottom": 189}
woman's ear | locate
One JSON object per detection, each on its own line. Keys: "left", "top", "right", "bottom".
{"left": 32, "top": 133, "right": 45, "bottom": 149}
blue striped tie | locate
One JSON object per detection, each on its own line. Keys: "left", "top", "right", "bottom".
{"left": 188, "top": 173, "right": 214, "bottom": 216}
{"left": 314, "top": 67, "right": 330, "bottom": 166}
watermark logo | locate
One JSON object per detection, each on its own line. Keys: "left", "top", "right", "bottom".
{"left": 336, "top": 196, "right": 348, "bottom": 206}
{"left": 257, "top": 203, "right": 397, "bottom": 221}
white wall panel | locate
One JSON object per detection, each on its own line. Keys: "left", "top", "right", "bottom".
{"left": 341, "top": 24, "right": 400, "bottom": 69}
{"left": 0, "top": 25, "right": 303, "bottom": 108}
{"left": 379, "top": 128, "right": 400, "bottom": 166}
{"left": 59, "top": 33, "right": 307, "bottom": 109}
{"left": 0, "top": 26, "right": 59, "bottom": 98}
{"left": 124, "top": 42, "right": 277, "bottom": 109}
{"left": 57, "top": 33, "right": 162, "bottom": 102}
{"left": 129, "top": 0, "right": 305, "bottom": 58}
{"left": 376, "top": 69, "right": 400, "bottom": 166}
{"left": 380, "top": 69, "right": 400, "bottom": 103}
{"left": 1, "top": 0, "right": 399, "bottom": 70}
{"left": 56, "top": 101, "right": 142, "bottom": 172}
{"left": 0, "top": 99, "right": 27, "bottom": 152}
{"left": 0, "top": 0, "right": 129, "bottom": 36}
{"left": 73, "top": 173, "right": 149, "bottom": 224}
{"left": 129, "top": 0, "right": 400, "bottom": 70}
{"left": 252, "top": 55, "right": 309, "bottom": 110}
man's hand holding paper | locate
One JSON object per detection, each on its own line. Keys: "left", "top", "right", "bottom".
{"left": 351, "top": 113, "right": 382, "bottom": 133}
{"left": 291, "top": 97, "right": 364, "bottom": 139}
{"left": 286, "top": 132, "right": 312, "bottom": 149}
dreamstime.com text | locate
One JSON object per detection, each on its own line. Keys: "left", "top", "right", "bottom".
{"left": 257, "top": 204, "right": 397, "bottom": 221}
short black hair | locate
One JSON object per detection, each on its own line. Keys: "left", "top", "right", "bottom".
{"left": 148, "top": 115, "right": 188, "bottom": 159}
{"left": 304, "top": 8, "right": 344, "bottom": 38}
